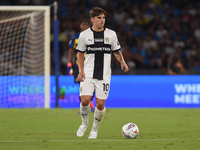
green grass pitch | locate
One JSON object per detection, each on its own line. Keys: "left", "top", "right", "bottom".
{"left": 0, "top": 109, "right": 199, "bottom": 150}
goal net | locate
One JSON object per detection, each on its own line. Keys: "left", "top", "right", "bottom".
{"left": 0, "top": 6, "right": 50, "bottom": 108}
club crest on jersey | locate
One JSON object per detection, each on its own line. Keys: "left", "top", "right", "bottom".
{"left": 105, "top": 37, "right": 109, "bottom": 43}
{"left": 80, "top": 87, "right": 82, "bottom": 93}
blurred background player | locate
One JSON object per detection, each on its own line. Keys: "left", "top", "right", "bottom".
{"left": 67, "top": 19, "right": 95, "bottom": 113}
{"left": 168, "top": 56, "right": 185, "bottom": 75}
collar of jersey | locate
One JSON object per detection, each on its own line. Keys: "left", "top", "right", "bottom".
{"left": 90, "top": 27, "right": 106, "bottom": 33}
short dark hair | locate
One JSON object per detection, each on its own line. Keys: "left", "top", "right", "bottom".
{"left": 80, "top": 18, "right": 90, "bottom": 25}
{"left": 89, "top": 7, "right": 107, "bottom": 18}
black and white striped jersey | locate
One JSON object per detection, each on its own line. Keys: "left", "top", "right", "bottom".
{"left": 76, "top": 27, "right": 121, "bottom": 80}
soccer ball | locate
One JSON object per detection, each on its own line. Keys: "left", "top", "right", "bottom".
{"left": 122, "top": 123, "right": 139, "bottom": 139}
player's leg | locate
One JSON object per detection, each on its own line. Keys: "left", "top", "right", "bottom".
{"left": 78, "top": 96, "right": 95, "bottom": 114}
{"left": 88, "top": 79, "right": 110, "bottom": 139}
{"left": 77, "top": 95, "right": 92, "bottom": 137}
{"left": 80, "top": 95, "right": 93, "bottom": 125}
{"left": 77, "top": 78, "right": 94, "bottom": 137}
{"left": 88, "top": 98, "right": 106, "bottom": 139}
{"left": 92, "top": 98, "right": 106, "bottom": 132}
{"left": 78, "top": 82, "right": 95, "bottom": 114}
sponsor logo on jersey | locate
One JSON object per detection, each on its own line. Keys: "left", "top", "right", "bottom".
{"left": 87, "top": 47, "right": 111, "bottom": 51}
{"left": 94, "top": 38, "right": 104, "bottom": 42}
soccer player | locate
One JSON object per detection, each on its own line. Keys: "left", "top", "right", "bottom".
{"left": 76, "top": 7, "right": 129, "bottom": 139}
{"left": 67, "top": 19, "right": 95, "bottom": 113}
{"left": 168, "top": 56, "right": 185, "bottom": 75}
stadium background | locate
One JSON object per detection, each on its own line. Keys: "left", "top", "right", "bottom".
{"left": 0, "top": 0, "right": 200, "bottom": 108}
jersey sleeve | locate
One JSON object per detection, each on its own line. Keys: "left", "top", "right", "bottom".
{"left": 69, "top": 35, "right": 75, "bottom": 49}
{"left": 76, "top": 32, "right": 86, "bottom": 53}
{"left": 111, "top": 32, "right": 121, "bottom": 51}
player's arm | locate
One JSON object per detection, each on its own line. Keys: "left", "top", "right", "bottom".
{"left": 177, "top": 62, "right": 185, "bottom": 74}
{"left": 67, "top": 48, "right": 74, "bottom": 76}
{"left": 77, "top": 52, "right": 85, "bottom": 81}
{"left": 67, "top": 36, "right": 76, "bottom": 76}
{"left": 113, "top": 50, "right": 129, "bottom": 73}
{"left": 68, "top": 48, "right": 74, "bottom": 63}
{"left": 111, "top": 31, "right": 129, "bottom": 73}
{"left": 76, "top": 32, "right": 86, "bottom": 81}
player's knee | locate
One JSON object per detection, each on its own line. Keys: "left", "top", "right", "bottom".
{"left": 80, "top": 96, "right": 91, "bottom": 106}
{"left": 96, "top": 104, "right": 104, "bottom": 110}
{"left": 96, "top": 102, "right": 105, "bottom": 110}
{"left": 96, "top": 99, "right": 105, "bottom": 110}
{"left": 81, "top": 100, "right": 90, "bottom": 106}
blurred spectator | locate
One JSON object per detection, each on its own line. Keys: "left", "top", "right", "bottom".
{"left": 143, "top": 34, "right": 158, "bottom": 50}
{"left": 122, "top": 45, "right": 134, "bottom": 70}
{"left": 164, "top": 39, "right": 176, "bottom": 56}
{"left": 156, "top": 24, "right": 168, "bottom": 40}
{"left": 194, "top": 26, "right": 200, "bottom": 41}
{"left": 174, "top": 35, "right": 185, "bottom": 48}
{"left": 113, "top": 7, "right": 126, "bottom": 25}
{"left": 131, "top": 39, "right": 149, "bottom": 68}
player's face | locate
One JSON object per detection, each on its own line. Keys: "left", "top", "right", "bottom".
{"left": 80, "top": 22, "right": 89, "bottom": 32}
{"left": 91, "top": 13, "right": 105, "bottom": 31}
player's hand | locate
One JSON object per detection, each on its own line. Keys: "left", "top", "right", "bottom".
{"left": 121, "top": 61, "right": 129, "bottom": 73}
{"left": 77, "top": 72, "right": 85, "bottom": 82}
{"left": 67, "top": 62, "right": 73, "bottom": 76}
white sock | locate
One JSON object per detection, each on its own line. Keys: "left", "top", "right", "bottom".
{"left": 91, "top": 107, "right": 106, "bottom": 132}
{"left": 80, "top": 103, "right": 91, "bottom": 126}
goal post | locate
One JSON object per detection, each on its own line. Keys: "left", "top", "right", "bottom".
{"left": 0, "top": 6, "right": 50, "bottom": 108}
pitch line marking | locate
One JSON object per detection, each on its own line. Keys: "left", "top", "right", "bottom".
{"left": 0, "top": 138, "right": 200, "bottom": 143}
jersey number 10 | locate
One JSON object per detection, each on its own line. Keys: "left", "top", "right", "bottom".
{"left": 103, "top": 83, "right": 109, "bottom": 91}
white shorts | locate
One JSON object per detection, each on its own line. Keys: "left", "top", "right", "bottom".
{"left": 79, "top": 77, "right": 111, "bottom": 100}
